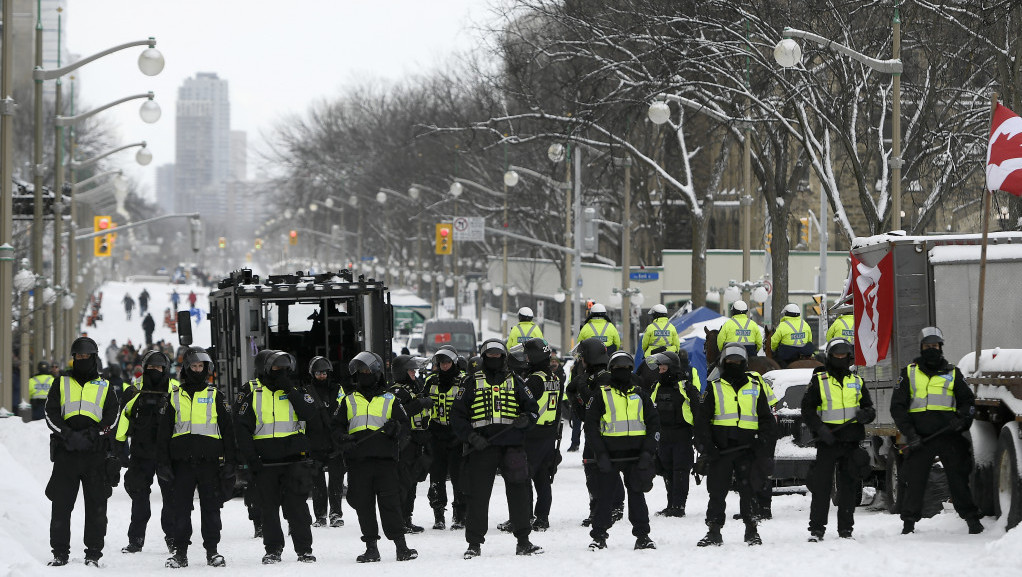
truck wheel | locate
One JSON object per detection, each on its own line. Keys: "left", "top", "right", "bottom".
{"left": 885, "top": 444, "right": 902, "bottom": 514}
{"left": 969, "top": 420, "right": 998, "bottom": 516}
{"left": 994, "top": 422, "right": 1022, "bottom": 530}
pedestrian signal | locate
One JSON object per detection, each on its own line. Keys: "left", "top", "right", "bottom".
{"left": 435, "top": 223, "right": 453, "bottom": 255}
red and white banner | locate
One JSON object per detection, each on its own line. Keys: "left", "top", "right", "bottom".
{"left": 987, "top": 103, "right": 1022, "bottom": 196}
{"left": 852, "top": 251, "right": 894, "bottom": 367}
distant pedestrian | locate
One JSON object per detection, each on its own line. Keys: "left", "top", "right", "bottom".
{"left": 170, "top": 290, "right": 181, "bottom": 312}
{"left": 142, "top": 313, "right": 156, "bottom": 347}
{"left": 188, "top": 291, "right": 197, "bottom": 308}
{"left": 123, "top": 294, "right": 136, "bottom": 321}
{"left": 106, "top": 340, "right": 120, "bottom": 369}
{"left": 138, "top": 289, "right": 150, "bottom": 315}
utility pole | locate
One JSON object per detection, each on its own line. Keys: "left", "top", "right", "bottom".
{"left": 615, "top": 156, "right": 633, "bottom": 351}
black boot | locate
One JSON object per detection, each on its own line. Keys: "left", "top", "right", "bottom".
{"left": 902, "top": 520, "right": 915, "bottom": 534}
{"left": 329, "top": 513, "right": 344, "bottom": 527}
{"left": 697, "top": 525, "right": 723, "bottom": 547}
{"left": 47, "top": 556, "right": 69, "bottom": 567}
{"left": 165, "top": 551, "right": 188, "bottom": 568}
{"left": 634, "top": 535, "right": 656, "bottom": 550}
{"left": 432, "top": 508, "right": 446, "bottom": 530}
{"left": 395, "top": 537, "right": 418, "bottom": 561}
{"left": 588, "top": 536, "right": 607, "bottom": 550}
{"left": 451, "top": 509, "right": 465, "bottom": 530}
{"left": 808, "top": 530, "right": 825, "bottom": 543}
{"left": 165, "top": 536, "right": 176, "bottom": 554}
{"left": 516, "top": 539, "right": 543, "bottom": 556}
{"left": 261, "top": 549, "right": 282, "bottom": 565}
{"left": 312, "top": 516, "right": 327, "bottom": 527}
{"left": 121, "top": 537, "right": 144, "bottom": 554}
{"left": 206, "top": 552, "right": 226, "bottom": 567}
{"left": 496, "top": 519, "right": 513, "bottom": 533}
{"left": 404, "top": 517, "right": 424, "bottom": 534}
{"left": 744, "top": 523, "right": 762, "bottom": 546}
{"left": 357, "top": 540, "right": 381, "bottom": 563}
{"left": 967, "top": 517, "right": 984, "bottom": 534}
{"left": 463, "top": 543, "right": 481, "bottom": 559}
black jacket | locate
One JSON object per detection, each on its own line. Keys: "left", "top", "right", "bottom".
{"left": 694, "top": 372, "right": 777, "bottom": 454}
{"left": 585, "top": 377, "right": 660, "bottom": 459}
{"left": 156, "top": 381, "right": 236, "bottom": 464}
{"left": 525, "top": 369, "right": 562, "bottom": 441}
{"left": 390, "top": 380, "right": 432, "bottom": 446}
{"left": 426, "top": 369, "right": 462, "bottom": 442}
{"left": 451, "top": 368, "right": 539, "bottom": 447}
{"left": 234, "top": 378, "right": 319, "bottom": 463}
{"left": 652, "top": 369, "right": 700, "bottom": 429}
{"left": 565, "top": 365, "right": 610, "bottom": 423}
{"left": 801, "top": 369, "right": 876, "bottom": 443}
{"left": 117, "top": 384, "right": 170, "bottom": 459}
{"left": 302, "top": 378, "right": 340, "bottom": 457}
{"left": 332, "top": 390, "right": 410, "bottom": 461}
{"left": 890, "top": 358, "right": 975, "bottom": 438}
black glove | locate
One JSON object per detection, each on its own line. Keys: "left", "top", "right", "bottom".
{"left": 853, "top": 408, "right": 873, "bottom": 424}
{"left": 816, "top": 426, "right": 836, "bottom": 446}
{"left": 698, "top": 445, "right": 719, "bottom": 462}
{"left": 950, "top": 415, "right": 973, "bottom": 433}
{"left": 105, "top": 455, "right": 122, "bottom": 487}
{"left": 637, "top": 451, "right": 655, "bottom": 471}
{"left": 902, "top": 431, "right": 923, "bottom": 453}
{"left": 381, "top": 419, "right": 401, "bottom": 438}
{"left": 247, "top": 457, "right": 264, "bottom": 474}
{"left": 221, "top": 463, "right": 237, "bottom": 480}
{"left": 512, "top": 414, "right": 531, "bottom": 429}
{"left": 467, "top": 433, "right": 489, "bottom": 452}
{"left": 419, "top": 396, "right": 435, "bottom": 409}
{"left": 156, "top": 463, "right": 174, "bottom": 483}
{"left": 596, "top": 453, "right": 612, "bottom": 473}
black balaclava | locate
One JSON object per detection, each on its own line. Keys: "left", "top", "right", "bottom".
{"left": 721, "top": 358, "right": 748, "bottom": 385}
{"left": 143, "top": 367, "right": 169, "bottom": 391}
{"left": 72, "top": 355, "right": 99, "bottom": 384}
{"left": 356, "top": 372, "right": 382, "bottom": 397}
{"left": 827, "top": 354, "right": 853, "bottom": 378}
{"left": 920, "top": 346, "right": 945, "bottom": 372}
{"left": 483, "top": 355, "right": 505, "bottom": 373}
{"left": 182, "top": 364, "right": 208, "bottom": 392}
{"left": 610, "top": 367, "right": 632, "bottom": 391}
{"left": 265, "top": 369, "right": 289, "bottom": 391}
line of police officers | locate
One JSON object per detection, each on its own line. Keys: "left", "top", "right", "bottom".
{"left": 41, "top": 312, "right": 986, "bottom": 567}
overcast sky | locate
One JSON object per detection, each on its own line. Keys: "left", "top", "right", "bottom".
{"left": 68, "top": 0, "right": 494, "bottom": 199}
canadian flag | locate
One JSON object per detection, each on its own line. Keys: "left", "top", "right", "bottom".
{"left": 852, "top": 251, "right": 894, "bottom": 367}
{"left": 987, "top": 103, "right": 1022, "bottom": 196}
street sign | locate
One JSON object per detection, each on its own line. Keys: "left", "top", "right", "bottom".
{"left": 360, "top": 256, "right": 375, "bottom": 261}
{"left": 629, "top": 271, "right": 659, "bottom": 281}
{"left": 453, "top": 216, "right": 485, "bottom": 241}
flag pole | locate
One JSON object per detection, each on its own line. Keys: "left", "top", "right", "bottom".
{"left": 974, "top": 92, "right": 998, "bottom": 376}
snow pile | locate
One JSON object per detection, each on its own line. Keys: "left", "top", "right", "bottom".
{"left": 0, "top": 420, "right": 62, "bottom": 574}
{"left": 80, "top": 281, "right": 212, "bottom": 351}
{"left": 958, "top": 349, "right": 1022, "bottom": 375}
{"left": 762, "top": 368, "right": 816, "bottom": 403}
{"left": 929, "top": 243, "right": 1022, "bottom": 264}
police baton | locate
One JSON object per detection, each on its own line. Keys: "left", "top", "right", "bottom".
{"left": 805, "top": 419, "right": 859, "bottom": 446}
{"left": 462, "top": 425, "right": 516, "bottom": 457}
{"left": 897, "top": 425, "right": 953, "bottom": 457}
{"left": 692, "top": 444, "right": 751, "bottom": 485}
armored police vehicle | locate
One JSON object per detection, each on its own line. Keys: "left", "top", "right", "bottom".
{"left": 205, "top": 268, "right": 392, "bottom": 402}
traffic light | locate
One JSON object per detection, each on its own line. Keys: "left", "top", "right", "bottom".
{"left": 812, "top": 293, "right": 825, "bottom": 316}
{"left": 756, "top": 303, "right": 764, "bottom": 318}
{"left": 254, "top": 238, "right": 263, "bottom": 250}
{"left": 93, "top": 215, "right": 112, "bottom": 257}
{"left": 581, "top": 206, "right": 597, "bottom": 256}
{"left": 799, "top": 217, "right": 810, "bottom": 247}
{"left": 218, "top": 236, "right": 227, "bottom": 249}
{"left": 289, "top": 230, "right": 298, "bottom": 246}
{"left": 189, "top": 217, "right": 202, "bottom": 253}
{"left": 435, "top": 223, "right": 452, "bottom": 255}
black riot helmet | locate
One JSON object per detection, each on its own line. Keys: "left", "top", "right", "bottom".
{"left": 480, "top": 339, "right": 508, "bottom": 372}
{"left": 141, "top": 350, "right": 172, "bottom": 372}
{"left": 467, "top": 355, "right": 482, "bottom": 376}
{"left": 308, "top": 355, "right": 333, "bottom": 376}
{"left": 826, "top": 338, "right": 853, "bottom": 359}
{"left": 348, "top": 351, "right": 384, "bottom": 377}
{"left": 433, "top": 348, "right": 459, "bottom": 368}
{"left": 254, "top": 349, "right": 276, "bottom": 378}
{"left": 392, "top": 355, "right": 424, "bottom": 382}
{"left": 575, "top": 337, "right": 609, "bottom": 368}
{"left": 36, "top": 361, "right": 51, "bottom": 375}
{"left": 182, "top": 347, "right": 214, "bottom": 373}
{"left": 608, "top": 351, "right": 635, "bottom": 371}
{"left": 507, "top": 344, "right": 529, "bottom": 374}
{"left": 523, "top": 338, "right": 553, "bottom": 366}
{"left": 645, "top": 350, "right": 682, "bottom": 375}
{"left": 920, "top": 326, "right": 945, "bottom": 347}
{"left": 70, "top": 336, "right": 99, "bottom": 356}
{"left": 265, "top": 351, "right": 297, "bottom": 374}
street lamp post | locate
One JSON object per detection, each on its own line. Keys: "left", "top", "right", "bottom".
{"left": 502, "top": 170, "right": 519, "bottom": 336}
{"left": 0, "top": 0, "right": 14, "bottom": 412}
{"left": 613, "top": 156, "right": 634, "bottom": 351}
{"left": 774, "top": 18, "right": 903, "bottom": 230}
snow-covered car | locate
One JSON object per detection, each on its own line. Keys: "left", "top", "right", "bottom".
{"left": 762, "top": 368, "right": 818, "bottom": 489}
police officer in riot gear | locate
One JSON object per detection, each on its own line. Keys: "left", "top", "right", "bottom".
{"left": 586, "top": 351, "right": 660, "bottom": 551}
{"left": 44, "top": 336, "right": 120, "bottom": 567}
{"left": 426, "top": 348, "right": 466, "bottom": 529}
{"left": 389, "top": 354, "right": 434, "bottom": 534}
{"left": 695, "top": 343, "right": 776, "bottom": 547}
{"left": 646, "top": 350, "right": 701, "bottom": 517}
{"left": 158, "top": 347, "right": 236, "bottom": 568}
{"left": 30, "top": 361, "right": 55, "bottom": 420}
{"left": 241, "top": 349, "right": 276, "bottom": 538}
{"left": 802, "top": 338, "right": 875, "bottom": 541}
{"left": 452, "top": 339, "right": 542, "bottom": 559}
{"left": 303, "top": 356, "right": 344, "bottom": 528}
{"left": 891, "top": 327, "right": 984, "bottom": 535}
{"left": 115, "top": 350, "right": 176, "bottom": 555}
{"left": 334, "top": 352, "right": 418, "bottom": 562}
{"left": 235, "top": 351, "right": 320, "bottom": 564}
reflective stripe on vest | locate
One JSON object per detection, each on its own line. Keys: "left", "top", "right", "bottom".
{"left": 469, "top": 374, "right": 519, "bottom": 428}
{"left": 30, "top": 374, "right": 54, "bottom": 399}
{"left": 839, "top": 317, "right": 854, "bottom": 340}
{"left": 730, "top": 316, "right": 755, "bottom": 343}
{"left": 346, "top": 392, "right": 395, "bottom": 433}
{"left": 600, "top": 387, "right": 646, "bottom": 436}
{"left": 60, "top": 376, "right": 109, "bottom": 422}
{"left": 532, "top": 370, "right": 561, "bottom": 426}
{"left": 783, "top": 318, "right": 808, "bottom": 346}
{"left": 647, "top": 318, "right": 671, "bottom": 348}
{"left": 907, "top": 364, "right": 956, "bottom": 412}
{"left": 171, "top": 385, "right": 221, "bottom": 438}
{"left": 710, "top": 376, "right": 760, "bottom": 430}
{"left": 816, "top": 373, "right": 863, "bottom": 424}
{"left": 251, "top": 381, "right": 302, "bottom": 439}
{"left": 584, "top": 319, "right": 611, "bottom": 342}
{"left": 428, "top": 373, "right": 463, "bottom": 426}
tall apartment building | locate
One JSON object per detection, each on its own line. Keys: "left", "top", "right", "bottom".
{"left": 174, "top": 72, "right": 231, "bottom": 234}
{"left": 155, "top": 163, "right": 175, "bottom": 214}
